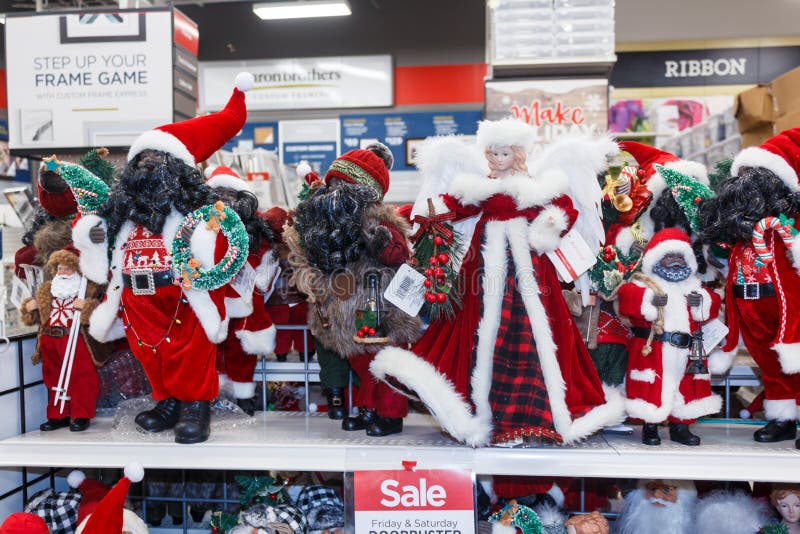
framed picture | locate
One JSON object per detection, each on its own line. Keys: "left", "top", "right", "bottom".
{"left": 3, "top": 187, "right": 36, "bottom": 230}
{"left": 405, "top": 138, "right": 425, "bottom": 167}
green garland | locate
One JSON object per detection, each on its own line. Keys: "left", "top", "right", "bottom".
{"left": 760, "top": 524, "right": 789, "bottom": 534}
{"left": 589, "top": 244, "right": 642, "bottom": 298}
{"left": 44, "top": 156, "right": 110, "bottom": 216}
{"left": 78, "top": 148, "right": 115, "bottom": 184}
{"left": 489, "top": 502, "right": 544, "bottom": 534}
{"left": 411, "top": 210, "right": 463, "bottom": 322}
{"left": 709, "top": 157, "right": 733, "bottom": 192}
{"left": 172, "top": 201, "right": 250, "bottom": 291}
{"left": 209, "top": 511, "right": 239, "bottom": 533}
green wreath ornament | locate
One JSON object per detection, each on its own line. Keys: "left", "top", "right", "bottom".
{"left": 172, "top": 201, "right": 250, "bottom": 291}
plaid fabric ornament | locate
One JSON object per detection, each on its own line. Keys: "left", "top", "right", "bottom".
{"left": 24, "top": 488, "right": 82, "bottom": 534}
{"left": 240, "top": 503, "right": 308, "bottom": 534}
{"left": 295, "top": 485, "right": 344, "bottom": 530}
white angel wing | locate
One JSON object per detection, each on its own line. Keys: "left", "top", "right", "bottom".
{"left": 410, "top": 136, "right": 487, "bottom": 268}
{"left": 530, "top": 134, "right": 619, "bottom": 305}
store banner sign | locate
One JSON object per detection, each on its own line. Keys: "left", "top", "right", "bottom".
{"left": 611, "top": 46, "right": 800, "bottom": 88}
{"left": 279, "top": 119, "right": 340, "bottom": 175}
{"left": 199, "top": 55, "right": 393, "bottom": 111}
{"left": 340, "top": 111, "right": 482, "bottom": 171}
{"left": 485, "top": 78, "right": 608, "bottom": 149}
{"left": 353, "top": 468, "right": 475, "bottom": 534}
{"left": 5, "top": 10, "right": 175, "bottom": 150}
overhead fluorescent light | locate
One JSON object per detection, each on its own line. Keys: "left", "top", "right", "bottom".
{"left": 253, "top": 0, "right": 351, "bottom": 20}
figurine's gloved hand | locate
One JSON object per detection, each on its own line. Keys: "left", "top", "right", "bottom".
{"left": 686, "top": 292, "right": 702, "bottom": 307}
{"left": 89, "top": 223, "right": 106, "bottom": 244}
{"left": 363, "top": 225, "right": 391, "bottom": 253}
{"left": 39, "top": 169, "right": 69, "bottom": 193}
{"left": 651, "top": 294, "right": 668, "bottom": 307}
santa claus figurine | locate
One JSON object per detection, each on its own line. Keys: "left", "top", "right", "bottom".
{"left": 20, "top": 246, "right": 104, "bottom": 432}
{"left": 70, "top": 462, "right": 148, "bottom": 534}
{"left": 71, "top": 73, "right": 254, "bottom": 443}
{"left": 615, "top": 480, "right": 697, "bottom": 534}
{"left": 698, "top": 127, "right": 800, "bottom": 448}
{"left": 206, "top": 165, "right": 280, "bottom": 415}
{"left": 284, "top": 143, "right": 421, "bottom": 436}
{"left": 617, "top": 228, "right": 722, "bottom": 446}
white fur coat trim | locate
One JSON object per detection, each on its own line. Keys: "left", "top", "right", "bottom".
{"left": 448, "top": 168, "right": 569, "bottom": 209}
{"left": 230, "top": 379, "right": 256, "bottom": 399}
{"left": 764, "top": 398, "right": 797, "bottom": 421}
{"left": 708, "top": 348, "right": 737, "bottom": 375}
{"left": 236, "top": 324, "right": 277, "bottom": 356}
{"left": 253, "top": 250, "right": 279, "bottom": 292}
{"left": 527, "top": 205, "right": 569, "bottom": 253}
{"left": 625, "top": 344, "right": 686, "bottom": 423}
{"left": 72, "top": 214, "right": 110, "bottom": 284}
{"left": 184, "top": 213, "right": 228, "bottom": 343}
{"left": 670, "top": 385, "right": 721, "bottom": 421}
{"left": 775, "top": 342, "right": 800, "bottom": 374}
{"left": 87, "top": 219, "right": 133, "bottom": 342}
{"left": 629, "top": 368, "right": 657, "bottom": 383}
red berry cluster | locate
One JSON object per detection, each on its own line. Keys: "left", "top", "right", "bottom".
{"left": 423, "top": 250, "right": 450, "bottom": 303}
{"left": 356, "top": 324, "right": 377, "bottom": 338}
{"left": 602, "top": 245, "right": 616, "bottom": 262}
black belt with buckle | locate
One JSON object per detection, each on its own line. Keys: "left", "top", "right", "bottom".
{"left": 733, "top": 282, "right": 775, "bottom": 300}
{"left": 42, "top": 326, "right": 68, "bottom": 338}
{"left": 122, "top": 269, "right": 175, "bottom": 295}
{"left": 631, "top": 326, "right": 692, "bottom": 348}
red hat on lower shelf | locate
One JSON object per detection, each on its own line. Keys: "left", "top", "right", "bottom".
{"left": 70, "top": 462, "right": 148, "bottom": 534}
{"left": 0, "top": 513, "right": 50, "bottom": 534}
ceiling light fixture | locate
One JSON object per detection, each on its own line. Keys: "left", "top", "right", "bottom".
{"left": 252, "top": 0, "right": 351, "bottom": 20}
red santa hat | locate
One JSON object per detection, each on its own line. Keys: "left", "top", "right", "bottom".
{"left": 0, "top": 513, "right": 50, "bottom": 534}
{"left": 476, "top": 118, "right": 536, "bottom": 153}
{"left": 296, "top": 160, "right": 320, "bottom": 186}
{"left": 620, "top": 141, "right": 708, "bottom": 200}
{"left": 71, "top": 463, "right": 147, "bottom": 534}
{"left": 37, "top": 179, "right": 78, "bottom": 219}
{"left": 204, "top": 165, "right": 253, "bottom": 193}
{"left": 641, "top": 227, "right": 697, "bottom": 276}
{"left": 324, "top": 143, "right": 393, "bottom": 199}
{"left": 127, "top": 72, "right": 254, "bottom": 166}
{"left": 730, "top": 127, "right": 800, "bottom": 192}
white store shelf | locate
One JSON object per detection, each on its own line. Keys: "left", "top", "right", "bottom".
{"left": 0, "top": 413, "right": 798, "bottom": 482}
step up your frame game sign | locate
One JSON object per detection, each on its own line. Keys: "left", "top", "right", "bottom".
{"left": 353, "top": 468, "right": 475, "bottom": 534}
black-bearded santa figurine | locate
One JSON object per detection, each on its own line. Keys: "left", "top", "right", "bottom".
{"left": 284, "top": 143, "right": 421, "bottom": 437}
{"left": 698, "top": 127, "right": 800, "bottom": 449}
{"left": 617, "top": 228, "right": 722, "bottom": 446}
{"left": 615, "top": 480, "right": 697, "bottom": 534}
{"left": 20, "top": 246, "right": 104, "bottom": 432}
{"left": 72, "top": 74, "right": 254, "bottom": 444}
{"left": 205, "top": 165, "right": 282, "bottom": 415}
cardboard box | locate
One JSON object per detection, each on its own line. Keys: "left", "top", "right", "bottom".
{"left": 741, "top": 123, "right": 774, "bottom": 148}
{"left": 771, "top": 66, "right": 800, "bottom": 117}
{"left": 774, "top": 108, "right": 800, "bottom": 133}
{"left": 735, "top": 85, "right": 773, "bottom": 132}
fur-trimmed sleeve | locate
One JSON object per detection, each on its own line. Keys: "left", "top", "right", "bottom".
{"left": 20, "top": 297, "right": 40, "bottom": 326}
{"left": 441, "top": 194, "right": 482, "bottom": 220}
{"left": 72, "top": 214, "right": 110, "bottom": 284}
{"left": 527, "top": 195, "right": 577, "bottom": 254}
{"left": 690, "top": 286, "right": 721, "bottom": 323}
{"left": 617, "top": 282, "right": 658, "bottom": 322}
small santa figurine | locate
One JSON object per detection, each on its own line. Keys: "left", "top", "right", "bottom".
{"left": 205, "top": 165, "right": 281, "bottom": 415}
{"left": 617, "top": 228, "right": 722, "bottom": 446}
{"left": 20, "top": 246, "right": 104, "bottom": 432}
{"left": 70, "top": 462, "right": 148, "bottom": 534}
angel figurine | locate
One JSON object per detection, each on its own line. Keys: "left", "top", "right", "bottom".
{"left": 371, "top": 119, "right": 624, "bottom": 446}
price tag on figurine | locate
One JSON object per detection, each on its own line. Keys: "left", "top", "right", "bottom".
{"left": 230, "top": 261, "right": 256, "bottom": 298}
{"left": 353, "top": 468, "right": 475, "bottom": 534}
{"left": 384, "top": 263, "right": 427, "bottom": 317}
{"left": 546, "top": 228, "right": 597, "bottom": 283}
{"left": 702, "top": 318, "right": 729, "bottom": 354}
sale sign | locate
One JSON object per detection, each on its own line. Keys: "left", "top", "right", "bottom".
{"left": 354, "top": 469, "right": 475, "bottom": 534}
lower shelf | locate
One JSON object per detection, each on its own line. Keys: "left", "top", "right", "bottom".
{"left": 0, "top": 413, "right": 796, "bottom": 481}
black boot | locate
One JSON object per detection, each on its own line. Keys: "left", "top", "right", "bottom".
{"left": 342, "top": 407, "right": 377, "bottom": 431}
{"left": 366, "top": 416, "right": 403, "bottom": 437}
{"left": 69, "top": 418, "right": 91, "bottom": 432}
{"left": 326, "top": 388, "right": 346, "bottom": 420}
{"left": 236, "top": 397, "right": 257, "bottom": 416}
{"left": 40, "top": 417, "right": 70, "bottom": 431}
{"left": 642, "top": 423, "right": 661, "bottom": 446}
{"left": 275, "top": 353, "right": 287, "bottom": 362}
{"left": 135, "top": 398, "right": 181, "bottom": 433}
{"left": 669, "top": 422, "right": 701, "bottom": 446}
{"left": 174, "top": 401, "right": 211, "bottom": 444}
{"left": 754, "top": 419, "right": 797, "bottom": 443}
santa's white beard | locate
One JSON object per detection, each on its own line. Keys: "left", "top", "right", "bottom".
{"left": 616, "top": 488, "right": 696, "bottom": 534}
{"left": 50, "top": 273, "right": 81, "bottom": 299}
